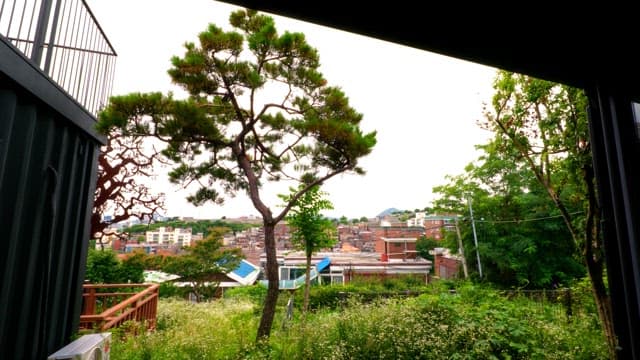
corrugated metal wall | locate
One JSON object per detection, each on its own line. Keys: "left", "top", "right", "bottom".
{"left": 1, "top": 38, "right": 102, "bottom": 358}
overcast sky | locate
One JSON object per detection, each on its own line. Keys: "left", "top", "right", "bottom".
{"left": 87, "top": 0, "right": 499, "bottom": 220}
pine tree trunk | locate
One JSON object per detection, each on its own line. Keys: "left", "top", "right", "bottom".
{"left": 256, "top": 223, "right": 278, "bottom": 340}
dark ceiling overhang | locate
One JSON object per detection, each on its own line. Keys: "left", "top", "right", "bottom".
{"left": 219, "top": 1, "right": 638, "bottom": 96}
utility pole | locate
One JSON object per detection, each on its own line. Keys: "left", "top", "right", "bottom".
{"left": 454, "top": 217, "right": 469, "bottom": 279}
{"left": 468, "top": 197, "right": 482, "bottom": 278}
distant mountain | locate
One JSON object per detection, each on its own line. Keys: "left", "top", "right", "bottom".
{"left": 377, "top": 208, "right": 400, "bottom": 217}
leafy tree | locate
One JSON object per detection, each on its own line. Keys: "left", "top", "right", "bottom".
{"left": 281, "top": 184, "right": 335, "bottom": 312}
{"left": 119, "top": 251, "right": 146, "bottom": 283}
{"left": 433, "top": 71, "right": 615, "bottom": 355}
{"left": 416, "top": 235, "right": 440, "bottom": 263}
{"left": 482, "top": 71, "right": 615, "bottom": 355}
{"left": 162, "top": 228, "right": 242, "bottom": 301}
{"left": 359, "top": 216, "right": 368, "bottom": 223}
{"left": 85, "top": 249, "right": 144, "bottom": 283}
{"left": 91, "top": 131, "right": 166, "bottom": 249}
{"left": 85, "top": 249, "right": 121, "bottom": 283}
{"left": 432, "top": 137, "right": 585, "bottom": 287}
{"left": 98, "top": 8, "right": 375, "bottom": 338}
{"left": 338, "top": 216, "right": 349, "bottom": 225}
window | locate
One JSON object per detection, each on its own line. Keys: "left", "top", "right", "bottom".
{"left": 280, "top": 267, "right": 290, "bottom": 280}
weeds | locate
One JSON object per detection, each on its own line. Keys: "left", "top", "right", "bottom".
{"left": 110, "top": 281, "right": 607, "bottom": 359}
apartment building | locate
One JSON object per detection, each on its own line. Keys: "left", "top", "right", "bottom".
{"left": 146, "top": 227, "right": 198, "bottom": 247}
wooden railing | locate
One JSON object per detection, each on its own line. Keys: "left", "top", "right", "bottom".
{"left": 79, "top": 283, "right": 159, "bottom": 332}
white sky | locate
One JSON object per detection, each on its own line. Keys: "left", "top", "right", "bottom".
{"left": 87, "top": 0, "right": 498, "bottom": 220}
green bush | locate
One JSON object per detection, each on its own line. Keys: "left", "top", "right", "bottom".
{"left": 85, "top": 249, "right": 145, "bottom": 284}
{"left": 158, "top": 283, "right": 183, "bottom": 299}
{"left": 223, "top": 284, "right": 267, "bottom": 304}
{"left": 110, "top": 281, "right": 608, "bottom": 359}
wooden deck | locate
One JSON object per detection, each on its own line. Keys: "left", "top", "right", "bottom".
{"left": 79, "top": 283, "right": 159, "bottom": 332}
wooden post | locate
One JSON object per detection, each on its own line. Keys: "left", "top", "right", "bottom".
{"left": 83, "top": 287, "right": 96, "bottom": 316}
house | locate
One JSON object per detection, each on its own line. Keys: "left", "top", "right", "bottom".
{"left": 379, "top": 237, "right": 418, "bottom": 261}
{"left": 260, "top": 251, "right": 432, "bottom": 287}
{"left": 432, "top": 248, "right": 463, "bottom": 280}
{"left": 422, "top": 215, "right": 456, "bottom": 240}
{"left": 144, "top": 259, "right": 261, "bottom": 297}
{"left": 372, "top": 226, "right": 423, "bottom": 254}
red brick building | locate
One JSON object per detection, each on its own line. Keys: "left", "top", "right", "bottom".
{"left": 372, "top": 226, "right": 424, "bottom": 254}
{"left": 378, "top": 237, "right": 418, "bottom": 261}
{"left": 433, "top": 248, "right": 463, "bottom": 279}
{"left": 423, "top": 215, "right": 456, "bottom": 240}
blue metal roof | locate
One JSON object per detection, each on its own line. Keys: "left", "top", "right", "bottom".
{"left": 316, "top": 257, "right": 331, "bottom": 272}
{"left": 232, "top": 260, "right": 257, "bottom": 278}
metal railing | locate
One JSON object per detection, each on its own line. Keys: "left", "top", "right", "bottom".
{"left": 0, "top": 0, "right": 116, "bottom": 116}
{"left": 79, "top": 283, "right": 159, "bottom": 332}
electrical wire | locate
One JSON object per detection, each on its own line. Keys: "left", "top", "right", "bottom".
{"left": 474, "top": 211, "right": 584, "bottom": 224}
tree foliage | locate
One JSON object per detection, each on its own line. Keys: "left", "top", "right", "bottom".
{"left": 432, "top": 70, "right": 616, "bottom": 355}
{"left": 484, "top": 71, "right": 614, "bottom": 354}
{"left": 432, "top": 155, "right": 584, "bottom": 287}
{"left": 415, "top": 236, "right": 440, "bottom": 263}
{"left": 431, "top": 71, "right": 594, "bottom": 288}
{"left": 121, "top": 218, "right": 257, "bottom": 237}
{"left": 85, "top": 249, "right": 144, "bottom": 284}
{"left": 283, "top": 185, "right": 336, "bottom": 257}
{"left": 162, "top": 228, "right": 242, "bottom": 301}
{"left": 281, "top": 184, "right": 336, "bottom": 312}
{"left": 97, "top": 9, "right": 376, "bottom": 338}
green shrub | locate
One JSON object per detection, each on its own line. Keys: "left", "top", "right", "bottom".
{"left": 223, "top": 284, "right": 267, "bottom": 304}
{"left": 110, "top": 281, "right": 608, "bottom": 359}
{"left": 85, "top": 249, "right": 144, "bottom": 284}
{"left": 158, "top": 283, "right": 183, "bottom": 299}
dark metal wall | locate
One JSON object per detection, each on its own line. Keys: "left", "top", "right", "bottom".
{"left": 0, "top": 37, "right": 103, "bottom": 359}
{"left": 587, "top": 86, "right": 640, "bottom": 359}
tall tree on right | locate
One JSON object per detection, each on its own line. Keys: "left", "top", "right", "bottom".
{"left": 481, "top": 71, "right": 615, "bottom": 356}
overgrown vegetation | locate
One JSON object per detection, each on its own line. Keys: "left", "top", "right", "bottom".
{"left": 109, "top": 280, "right": 607, "bottom": 359}
{"left": 121, "top": 219, "right": 257, "bottom": 237}
{"left": 85, "top": 249, "right": 144, "bottom": 283}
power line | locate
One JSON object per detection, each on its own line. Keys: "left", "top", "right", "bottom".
{"left": 473, "top": 211, "right": 584, "bottom": 224}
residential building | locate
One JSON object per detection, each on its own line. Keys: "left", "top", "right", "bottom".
{"left": 432, "top": 248, "right": 463, "bottom": 280}
{"left": 145, "top": 227, "right": 201, "bottom": 247}
{"left": 407, "top": 212, "right": 427, "bottom": 227}
{"left": 372, "top": 226, "right": 424, "bottom": 253}
{"left": 406, "top": 213, "right": 456, "bottom": 240}
{"left": 259, "top": 251, "right": 432, "bottom": 286}
{"left": 124, "top": 242, "right": 175, "bottom": 255}
{"left": 423, "top": 215, "right": 456, "bottom": 240}
{"left": 379, "top": 237, "right": 418, "bottom": 261}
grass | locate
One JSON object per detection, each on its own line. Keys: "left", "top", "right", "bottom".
{"left": 109, "top": 281, "right": 608, "bottom": 359}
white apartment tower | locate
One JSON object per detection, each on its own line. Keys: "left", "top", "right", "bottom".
{"left": 145, "top": 227, "right": 194, "bottom": 247}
